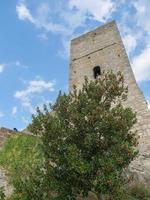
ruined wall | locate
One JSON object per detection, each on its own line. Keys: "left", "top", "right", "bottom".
{"left": 0, "top": 128, "right": 14, "bottom": 197}
{"left": 70, "top": 21, "right": 150, "bottom": 184}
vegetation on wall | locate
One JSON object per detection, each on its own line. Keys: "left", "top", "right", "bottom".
{"left": 0, "top": 134, "right": 43, "bottom": 200}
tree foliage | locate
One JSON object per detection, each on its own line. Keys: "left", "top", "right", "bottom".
{"left": 29, "top": 71, "right": 138, "bottom": 200}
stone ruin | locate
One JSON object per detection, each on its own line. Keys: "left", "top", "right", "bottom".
{"left": 1, "top": 21, "right": 150, "bottom": 199}
{"left": 70, "top": 21, "right": 150, "bottom": 184}
{"left": 0, "top": 128, "right": 15, "bottom": 197}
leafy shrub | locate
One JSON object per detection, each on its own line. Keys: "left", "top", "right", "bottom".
{"left": 0, "top": 134, "right": 43, "bottom": 199}
{"left": 29, "top": 72, "right": 138, "bottom": 200}
{"left": 0, "top": 72, "right": 141, "bottom": 200}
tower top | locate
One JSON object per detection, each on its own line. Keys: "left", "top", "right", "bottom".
{"left": 70, "top": 21, "right": 119, "bottom": 62}
{"left": 69, "top": 20, "right": 126, "bottom": 91}
{"left": 71, "top": 20, "right": 116, "bottom": 43}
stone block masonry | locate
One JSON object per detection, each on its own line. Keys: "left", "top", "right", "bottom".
{"left": 70, "top": 21, "right": 150, "bottom": 184}
{"left": 0, "top": 128, "right": 15, "bottom": 197}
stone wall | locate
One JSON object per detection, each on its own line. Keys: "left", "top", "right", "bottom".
{"left": 70, "top": 21, "right": 150, "bottom": 184}
{"left": 0, "top": 128, "right": 13, "bottom": 149}
{"left": 0, "top": 128, "right": 14, "bottom": 197}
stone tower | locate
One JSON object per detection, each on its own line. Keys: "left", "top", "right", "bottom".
{"left": 70, "top": 21, "right": 150, "bottom": 184}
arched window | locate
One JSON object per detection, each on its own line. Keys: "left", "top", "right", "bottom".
{"left": 93, "top": 66, "right": 101, "bottom": 79}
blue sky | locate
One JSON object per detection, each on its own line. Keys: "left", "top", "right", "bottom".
{"left": 0, "top": 0, "right": 150, "bottom": 130}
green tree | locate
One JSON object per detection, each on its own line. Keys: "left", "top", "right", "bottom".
{"left": 29, "top": 71, "right": 138, "bottom": 200}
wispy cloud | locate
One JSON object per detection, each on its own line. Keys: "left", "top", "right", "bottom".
{"left": 15, "top": 0, "right": 150, "bottom": 82}
{"left": 123, "top": 34, "right": 137, "bottom": 55}
{"left": 132, "top": 46, "right": 150, "bottom": 82}
{"left": 12, "top": 106, "right": 18, "bottom": 115}
{"left": 69, "top": 0, "right": 115, "bottom": 22}
{"left": 134, "top": 0, "right": 150, "bottom": 34}
{"left": 16, "top": 2, "right": 68, "bottom": 34}
{"left": 15, "top": 60, "right": 29, "bottom": 69}
{"left": 0, "top": 60, "right": 29, "bottom": 74}
{"left": 16, "top": 0, "right": 115, "bottom": 31}
{"left": 22, "top": 116, "right": 30, "bottom": 125}
{"left": 116, "top": 1, "right": 150, "bottom": 82}
{"left": 16, "top": 2, "right": 35, "bottom": 23}
{"left": 148, "top": 101, "right": 150, "bottom": 110}
{"left": 14, "top": 78, "right": 55, "bottom": 113}
{"left": 0, "top": 112, "right": 4, "bottom": 118}
{"left": 0, "top": 64, "right": 5, "bottom": 73}
{"left": 16, "top": 0, "right": 116, "bottom": 56}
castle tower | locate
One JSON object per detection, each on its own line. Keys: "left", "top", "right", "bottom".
{"left": 70, "top": 21, "right": 150, "bottom": 184}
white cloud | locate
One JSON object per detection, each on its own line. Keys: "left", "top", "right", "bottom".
{"left": 0, "top": 61, "right": 29, "bottom": 74}
{"left": 148, "top": 101, "right": 150, "bottom": 110}
{"left": 16, "top": 2, "right": 35, "bottom": 23}
{"left": 16, "top": 2, "right": 67, "bottom": 34}
{"left": 69, "top": 0, "right": 115, "bottom": 22}
{"left": 15, "top": 61, "right": 21, "bottom": 66}
{"left": 132, "top": 47, "right": 150, "bottom": 82}
{"left": 16, "top": 0, "right": 115, "bottom": 55}
{"left": 0, "top": 64, "right": 5, "bottom": 73}
{"left": 38, "top": 33, "right": 48, "bottom": 40}
{"left": 15, "top": 60, "right": 29, "bottom": 69}
{"left": 15, "top": 80, "right": 55, "bottom": 95}
{"left": 14, "top": 79, "right": 55, "bottom": 113}
{"left": 134, "top": 0, "right": 150, "bottom": 34}
{"left": 123, "top": 34, "right": 137, "bottom": 54}
{"left": 0, "top": 112, "right": 4, "bottom": 118}
{"left": 22, "top": 116, "right": 30, "bottom": 125}
{"left": 12, "top": 106, "right": 18, "bottom": 115}
{"left": 16, "top": 0, "right": 115, "bottom": 31}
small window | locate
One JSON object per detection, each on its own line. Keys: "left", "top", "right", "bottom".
{"left": 93, "top": 66, "right": 101, "bottom": 79}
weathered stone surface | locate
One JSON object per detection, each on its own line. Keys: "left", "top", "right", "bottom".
{"left": 0, "top": 127, "right": 14, "bottom": 197}
{"left": 0, "top": 168, "right": 13, "bottom": 198}
{"left": 70, "top": 21, "right": 150, "bottom": 184}
{"left": 0, "top": 127, "right": 13, "bottom": 149}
